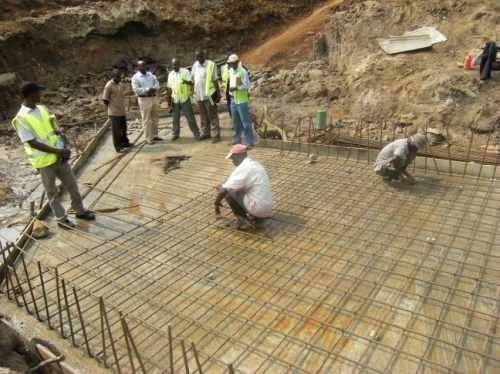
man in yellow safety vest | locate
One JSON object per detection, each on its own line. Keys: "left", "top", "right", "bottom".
{"left": 166, "top": 58, "right": 201, "bottom": 141}
{"left": 12, "top": 82, "right": 95, "bottom": 229}
{"left": 227, "top": 54, "right": 254, "bottom": 148}
{"left": 192, "top": 49, "right": 222, "bottom": 143}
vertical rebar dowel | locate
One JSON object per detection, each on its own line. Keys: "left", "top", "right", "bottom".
{"left": 336, "top": 119, "right": 341, "bottom": 161}
{"left": 424, "top": 125, "right": 439, "bottom": 175}
{"left": 298, "top": 116, "right": 302, "bottom": 155}
{"left": 29, "top": 201, "right": 35, "bottom": 217}
{"left": 38, "top": 262, "right": 52, "bottom": 330}
{"left": 424, "top": 125, "right": 428, "bottom": 174}
{"left": 228, "top": 363, "right": 235, "bottom": 374}
{"left": 38, "top": 192, "right": 45, "bottom": 210}
{"left": 462, "top": 130, "right": 475, "bottom": 180}
{"left": 287, "top": 117, "right": 301, "bottom": 155}
{"left": 491, "top": 145, "right": 500, "bottom": 182}
{"left": 367, "top": 121, "right": 370, "bottom": 164}
{"left": 327, "top": 117, "right": 332, "bottom": 158}
{"left": 312, "top": 115, "right": 320, "bottom": 158}
{"left": 121, "top": 314, "right": 147, "bottom": 373}
{"left": 61, "top": 279, "right": 76, "bottom": 347}
{"left": 307, "top": 116, "right": 312, "bottom": 156}
{"left": 345, "top": 122, "right": 357, "bottom": 163}
{"left": 19, "top": 252, "right": 41, "bottom": 320}
{"left": 72, "top": 287, "right": 92, "bottom": 357}
{"left": 5, "top": 244, "right": 28, "bottom": 309}
{"left": 380, "top": 121, "right": 383, "bottom": 148}
{"left": 446, "top": 126, "right": 453, "bottom": 175}
{"left": 356, "top": 121, "right": 362, "bottom": 164}
{"left": 180, "top": 340, "right": 190, "bottom": 374}
{"left": 119, "top": 311, "right": 136, "bottom": 374}
{"left": 168, "top": 325, "right": 174, "bottom": 374}
{"left": 280, "top": 114, "right": 284, "bottom": 154}
{"left": 99, "top": 296, "right": 108, "bottom": 368}
{"left": 0, "top": 243, "right": 18, "bottom": 306}
{"left": 55, "top": 267, "right": 65, "bottom": 338}
{"left": 99, "top": 297, "right": 121, "bottom": 373}
{"left": 191, "top": 341, "right": 203, "bottom": 374}
{"left": 478, "top": 130, "right": 492, "bottom": 179}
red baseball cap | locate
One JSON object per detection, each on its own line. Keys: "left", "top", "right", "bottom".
{"left": 226, "top": 144, "right": 248, "bottom": 159}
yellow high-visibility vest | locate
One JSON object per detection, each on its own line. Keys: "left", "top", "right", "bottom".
{"left": 12, "top": 105, "right": 60, "bottom": 168}
{"left": 221, "top": 64, "right": 229, "bottom": 90}
{"left": 233, "top": 65, "right": 249, "bottom": 105}
{"left": 168, "top": 68, "right": 192, "bottom": 103}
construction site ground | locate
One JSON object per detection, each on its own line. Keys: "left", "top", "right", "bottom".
{"left": 1, "top": 112, "right": 500, "bottom": 373}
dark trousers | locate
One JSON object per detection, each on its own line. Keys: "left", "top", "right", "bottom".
{"left": 226, "top": 91, "right": 233, "bottom": 118}
{"left": 110, "top": 115, "right": 129, "bottom": 150}
{"left": 172, "top": 99, "right": 200, "bottom": 137}
{"left": 225, "top": 190, "right": 248, "bottom": 219}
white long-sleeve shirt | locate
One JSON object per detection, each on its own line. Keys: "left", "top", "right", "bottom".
{"left": 131, "top": 71, "right": 160, "bottom": 96}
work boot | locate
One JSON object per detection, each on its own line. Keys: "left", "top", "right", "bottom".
{"left": 200, "top": 134, "right": 211, "bottom": 140}
{"left": 58, "top": 217, "right": 75, "bottom": 229}
{"left": 212, "top": 135, "right": 221, "bottom": 144}
{"left": 75, "top": 211, "right": 96, "bottom": 220}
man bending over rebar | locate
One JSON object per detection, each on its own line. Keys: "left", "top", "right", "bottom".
{"left": 214, "top": 144, "right": 272, "bottom": 229}
{"left": 374, "top": 134, "right": 427, "bottom": 190}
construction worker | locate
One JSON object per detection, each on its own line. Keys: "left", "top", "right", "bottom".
{"left": 220, "top": 52, "right": 233, "bottom": 119}
{"left": 166, "top": 58, "right": 201, "bottom": 141}
{"left": 131, "top": 60, "right": 162, "bottom": 145}
{"left": 191, "top": 49, "right": 222, "bottom": 143}
{"left": 103, "top": 69, "right": 131, "bottom": 153}
{"left": 214, "top": 144, "right": 272, "bottom": 229}
{"left": 374, "top": 134, "right": 427, "bottom": 189}
{"left": 227, "top": 54, "right": 254, "bottom": 148}
{"left": 12, "top": 82, "right": 95, "bottom": 229}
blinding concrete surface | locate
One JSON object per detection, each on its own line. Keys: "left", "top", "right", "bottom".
{"left": 2, "top": 113, "right": 500, "bottom": 373}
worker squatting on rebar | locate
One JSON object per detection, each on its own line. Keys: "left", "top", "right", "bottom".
{"left": 214, "top": 144, "right": 272, "bottom": 230}
{"left": 373, "top": 134, "right": 427, "bottom": 190}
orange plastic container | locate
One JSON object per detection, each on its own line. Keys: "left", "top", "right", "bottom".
{"left": 463, "top": 55, "right": 472, "bottom": 71}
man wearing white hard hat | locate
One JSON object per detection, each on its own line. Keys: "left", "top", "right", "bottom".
{"left": 214, "top": 144, "right": 272, "bottom": 229}
{"left": 374, "top": 134, "right": 427, "bottom": 189}
{"left": 226, "top": 54, "right": 254, "bottom": 148}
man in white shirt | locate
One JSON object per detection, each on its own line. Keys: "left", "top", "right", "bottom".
{"left": 166, "top": 58, "right": 201, "bottom": 141}
{"left": 191, "top": 49, "right": 222, "bottom": 143}
{"left": 227, "top": 54, "right": 254, "bottom": 147}
{"left": 374, "top": 134, "right": 427, "bottom": 189}
{"left": 214, "top": 144, "right": 272, "bottom": 229}
{"left": 131, "top": 60, "right": 162, "bottom": 145}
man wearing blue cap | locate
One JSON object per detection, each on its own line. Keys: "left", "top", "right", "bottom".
{"left": 12, "top": 82, "right": 95, "bottom": 228}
